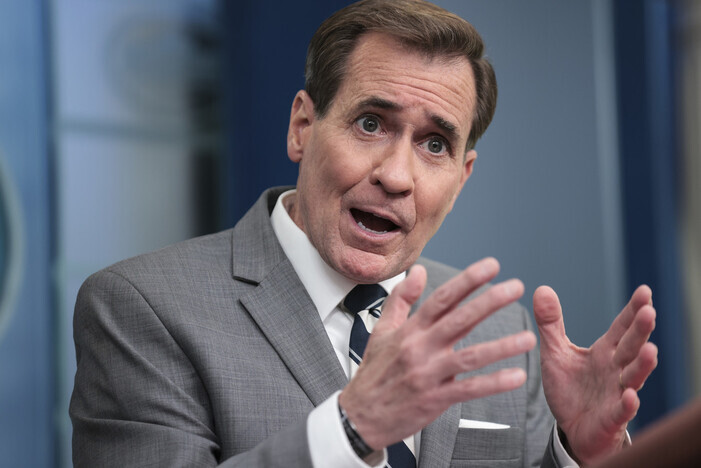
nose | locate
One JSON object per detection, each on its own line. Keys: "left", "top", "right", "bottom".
{"left": 369, "top": 136, "right": 414, "bottom": 195}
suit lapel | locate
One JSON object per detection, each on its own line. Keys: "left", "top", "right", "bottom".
{"left": 241, "top": 262, "right": 348, "bottom": 406}
{"left": 418, "top": 403, "right": 460, "bottom": 468}
{"left": 413, "top": 268, "right": 461, "bottom": 468}
{"left": 230, "top": 188, "right": 347, "bottom": 406}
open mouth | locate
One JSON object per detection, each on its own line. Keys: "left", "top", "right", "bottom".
{"left": 351, "top": 208, "right": 399, "bottom": 234}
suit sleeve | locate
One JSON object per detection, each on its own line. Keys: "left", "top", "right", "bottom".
{"left": 70, "top": 270, "right": 313, "bottom": 468}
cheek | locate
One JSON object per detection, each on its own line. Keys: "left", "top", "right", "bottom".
{"left": 416, "top": 179, "right": 462, "bottom": 226}
{"left": 318, "top": 146, "right": 370, "bottom": 188}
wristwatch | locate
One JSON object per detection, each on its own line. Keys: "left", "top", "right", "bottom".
{"left": 338, "top": 401, "right": 374, "bottom": 459}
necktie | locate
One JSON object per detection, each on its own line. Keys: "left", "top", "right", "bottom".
{"left": 343, "top": 284, "right": 417, "bottom": 468}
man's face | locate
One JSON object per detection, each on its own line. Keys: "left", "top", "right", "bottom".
{"left": 287, "top": 32, "right": 477, "bottom": 283}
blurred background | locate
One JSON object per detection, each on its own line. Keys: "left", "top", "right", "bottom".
{"left": 0, "top": 0, "right": 698, "bottom": 466}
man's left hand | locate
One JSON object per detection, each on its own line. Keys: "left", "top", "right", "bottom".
{"left": 533, "top": 285, "right": 658, "bottom": 464}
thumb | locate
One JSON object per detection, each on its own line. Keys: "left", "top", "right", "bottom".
{"left": 533, "top": 285, "right": 569, "bottom": 353}
{"left": 375, "top": 265, "right": 427, "bottom": 332}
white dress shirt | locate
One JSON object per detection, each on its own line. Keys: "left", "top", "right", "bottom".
{"left": 270, "top": 189, "right": 578, "bottom": 467}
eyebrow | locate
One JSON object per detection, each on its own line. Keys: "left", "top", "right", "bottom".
{"left": 429, "top": 114, "right": 458, "bottom": 145}
{"left": 354, "top": 96, "right": 401, "bottom": 112}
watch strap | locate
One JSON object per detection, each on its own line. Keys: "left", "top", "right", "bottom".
{"left": 338, "top": 401, "right": 375, "bottom": 459}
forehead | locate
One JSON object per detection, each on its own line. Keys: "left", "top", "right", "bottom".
{"left": 334, "top": 32, "right": 476, "bottom": 137}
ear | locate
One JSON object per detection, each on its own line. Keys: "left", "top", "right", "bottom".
{"left": 447, "top": 149, "right": 477, "bottom": 212}
{"left": 287, "top": 90, "right": 315, "bottom": 163}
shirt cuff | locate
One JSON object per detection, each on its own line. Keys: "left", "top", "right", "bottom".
{"left": 552, "top": 425, "right": 579, "bottom": 468}
{"left": 552, "top": 425, "right": 632, "bottom": 468}
{"left": 307, "top": 390, "right": 388, "bottom": 468}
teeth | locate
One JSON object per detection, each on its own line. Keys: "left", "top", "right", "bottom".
{"left": 357, "top": 220, "right": 388, "bottom": 234}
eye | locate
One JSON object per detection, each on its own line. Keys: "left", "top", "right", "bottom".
{"left": 422, "top": 137, "right": 450, "bottom": 156}
{"left": 356, "top": 115, "right": 381, "bottom": 134}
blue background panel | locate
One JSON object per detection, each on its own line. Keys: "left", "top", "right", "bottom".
{"left": 0, "top": 0, "right": 54, "bottom": 466}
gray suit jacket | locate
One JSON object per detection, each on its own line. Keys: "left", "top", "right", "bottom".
{"left": 71, "top": 187, "right": 558, "bottom": 467}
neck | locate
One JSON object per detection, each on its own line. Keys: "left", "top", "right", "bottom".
{"left": 283, "top": 192, "right": 306, "bottom": 233}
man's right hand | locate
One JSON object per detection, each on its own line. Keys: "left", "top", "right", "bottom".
{"left": 338, "top": 257, "right": 536, "bottom": 451}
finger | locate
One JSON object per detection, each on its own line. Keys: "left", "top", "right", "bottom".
{"left": 606, "top": 285, "right": 653, "bottom": 345}
{"left": 431, "top": 331, "right": 536, "bottom": 381}
{"left": 610, "top": 388, "right": 640, "bottom": 428}
{"left": 437, "top": 368, "right": 528, "bottom": 403}
{"left": 376, "top": 265, "right": 427, "bottom": 332}
{"left": 413, "top": 257, "right": 500, "bottom": 327}
{"left": 430, "top": 278, "right": 525, "bottom": 347}
{"left": 620, "top": 342, "right": 658, "bottom": 391}
{"left": 533, "top": 286, "right": 569, "bottom": 353}
{"left": 613, "top": 305, "right": 656, "bottom": 367}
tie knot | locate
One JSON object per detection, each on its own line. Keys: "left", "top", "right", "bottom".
{"left": 343, "top": 284, "right": 387, "bottom": 314}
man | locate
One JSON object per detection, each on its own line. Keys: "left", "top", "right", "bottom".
{"left": 70, "top": 1, "right": 658, "bottom": 467}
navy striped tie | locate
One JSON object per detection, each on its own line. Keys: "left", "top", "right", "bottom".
{"left": 343, "top": 284, "right": 417, "bottom": 468}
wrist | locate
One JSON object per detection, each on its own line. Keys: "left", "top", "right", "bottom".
{"left": 557, "top": 426, "right": 582, "bottom": 465}
{"left": 338, "top": 400, "right": 375, "bottom": 459}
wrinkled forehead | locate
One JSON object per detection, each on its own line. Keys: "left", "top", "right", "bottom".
{"left": 337, "top": 32, "right": 477, "bottom": 141}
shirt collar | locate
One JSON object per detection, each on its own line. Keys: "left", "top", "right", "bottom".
{"left": 270, "top": 189, "right": 405, "bottom": 321}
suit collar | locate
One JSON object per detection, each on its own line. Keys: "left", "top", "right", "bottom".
{"left": 230, "top": 186, "right": 291, "bottom": 284}
{"left": 230, "top": 187, "right": 348, "bottom": 406}
{"left": 270, "top": 189, "right": 357, "bottom": 323}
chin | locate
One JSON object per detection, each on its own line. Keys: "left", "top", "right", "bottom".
{"left": 334, "top": 251, "right": 406, "bottom": 284}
